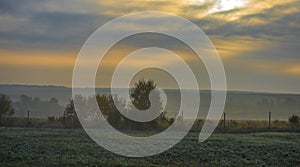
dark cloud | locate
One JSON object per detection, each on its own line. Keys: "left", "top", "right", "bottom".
{"left": 0, "top": 0, "right": 15, "bottom": 14}
{"left": 29, "top": 11, "right": 112, "bottom": 39}
{"left": 0, "top": 8, "right": 112, "bottom": 50}
{"left": 242, "top": 40, "right": 300, "bottom": 61}
{"left": 0, "top": 0, "right": 44, "bottom": 16}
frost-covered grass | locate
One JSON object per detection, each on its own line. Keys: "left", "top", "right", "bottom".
{"left": 0, "top": 127, "right": 299, "bottom": 166}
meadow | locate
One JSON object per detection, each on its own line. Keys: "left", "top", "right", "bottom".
{"left": 1, "top": 127, "right": 299, "bottom": 166}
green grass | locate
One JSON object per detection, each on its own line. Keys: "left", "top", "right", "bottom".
{"left": 0, "top": 127, "right": 299, "bottom": 166}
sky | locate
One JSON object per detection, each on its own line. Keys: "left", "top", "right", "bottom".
{"left": 0, "top": 0, "right": 299, "bottom": 93}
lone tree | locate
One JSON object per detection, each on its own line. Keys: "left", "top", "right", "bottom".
{"left": 130, "top": 79, "right": 157, "bottom": 110}
{"left": 129, "top": 79, "right": 167, "bottom": 129}
{"left": 0, "top": 94, "right": 15, "bottom": 126}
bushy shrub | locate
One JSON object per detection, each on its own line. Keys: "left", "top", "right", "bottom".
{"left": 0, "top": 94, "right": 15, "bottom": 126}
{"left": 289, "top": 115, "right": 300, "bottom": 124}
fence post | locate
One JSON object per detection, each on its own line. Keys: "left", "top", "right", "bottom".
{"left": 268, "top": 111, "right": 271, "bottom": 130}
{"left": 181, "top": 111, "right": 184, "bottom": 129}
{"left": 223, "top": 112, "right": 226, "bottom": 133}
{"left": 27, "top": 110, "right": 30, "bottom": 128}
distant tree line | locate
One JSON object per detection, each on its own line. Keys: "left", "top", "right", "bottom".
{"left": 0, "top": 79, "right": 300, "bottom": 132}
{"left": 14, "top": 95, "right": 62, "bottom": 117}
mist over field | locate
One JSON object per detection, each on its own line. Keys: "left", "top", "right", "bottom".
{"left": 1, "top": 84, "right": 299, "bottom": 120}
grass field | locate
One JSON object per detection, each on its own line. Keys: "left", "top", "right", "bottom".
{"left": 0, "top": 127, "right": 300, "bottom": 166}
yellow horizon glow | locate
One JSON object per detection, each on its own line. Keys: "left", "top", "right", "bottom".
{"left": 284, "top": 66, "right": 300, "bottom": 75}
{"left": 0, "top": 50, "right": 76, "bottom": 68}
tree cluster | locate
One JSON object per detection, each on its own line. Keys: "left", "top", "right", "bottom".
{"left": 63, "top": 79, "right": 171, "bottom": 130}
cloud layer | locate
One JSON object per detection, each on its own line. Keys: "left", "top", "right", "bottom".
{"left": 0, "top": 0, "right": 299, "bottom": 92}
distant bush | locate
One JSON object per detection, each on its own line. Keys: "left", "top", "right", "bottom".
{"left": 63, "top": 100, "right": 81, "bottom": 128}
{"left": 48, "top": 116, "right": 55, "bottom": 122}
{"left": 0, "top": 94, "right": 15, "bottom": 126}
{"left": 289, "top": 115, "right": 300, "bottom": 124}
